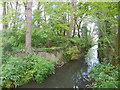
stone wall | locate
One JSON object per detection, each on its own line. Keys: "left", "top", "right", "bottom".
{"left": 14, "top": 49, "right": 63, "bottom": 61}
{"left": 37, "top": 51, "right": 63, "bottom": 61}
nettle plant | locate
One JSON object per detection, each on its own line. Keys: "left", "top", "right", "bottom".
{"left": 88, "top": 62, "right": 119, "bottom": 88}
{"left": 33, "top": 58, "right": 55, "bottom": 82}
{"left": 1, "top": 54, "right": 55, "bottom": 88}
{"left": 1, "top": 57, "right": 31, "bottom": 88}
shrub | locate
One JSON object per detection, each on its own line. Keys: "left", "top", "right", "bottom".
{"left": 1, "top": 54, "right": 55, "bottom": 88}
{"left": 2, "top": 29, "right": 25, "bottom": 50}
{"left": 1, "top": 56, "right": 32, "bottom": 88}
{"left": 63, "top": 46, "right": 80, "bottom": 62}
{"left": 88, "top": 62, "right": 119, "bottom": 88}
{"left": 23, "top": 54, "right": 55, "bottom": 83}
{"left": 33, "top": 57, "right": 55, "bottom": 83}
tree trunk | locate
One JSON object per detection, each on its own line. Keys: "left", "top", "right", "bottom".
{"left": 77, "top": 21, "right": 82, "bottom": 38}
{"left": 63, "top": 16, "right": 66, "bottom": 36}
{"left": 98, "top": 29, "right": 105, "bottom": 63}
{"left": 72, "top": 2, "right": 76, "bottom": 37}
{"left": 37, "top": 2, "right": 40, "bottom": 28}
{"left": 13, "top": 1, "right": 18, "bottom": 28}
{"left": 72, "top": 22, "right": 76, "bottom": 37}
{"left": 67, "top": 4, "right": 70, "bottom": 36}
{"left": 44, "top": 3, "right": 46, "bottom": 23}
{"left": 3, "top": 2, "right": 8, "bottom": 29}
{"left": 68, "top": 0, "right": 74, "bottom": 37}
{"left": 25, "top": 0, "right": 32, "bottom": 53}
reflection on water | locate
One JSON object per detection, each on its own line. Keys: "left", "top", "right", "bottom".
{"left": 19, "top": 59, "right": 88, "bottom": 88}
{"left": 19, "top": 45, "right": 99, "bottom": 88}
{"left": 73, "top": 45, "right": 99, "bottom": 88}
{"left": 86, "top": 45, "right": 99, "bottom": 69}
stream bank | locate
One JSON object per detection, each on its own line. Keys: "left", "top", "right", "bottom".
{"left": 18, "top": 45, "right": 99, "bottom": 88}
{"left": 19, "top": 57, "right": 88, "bottom": 88}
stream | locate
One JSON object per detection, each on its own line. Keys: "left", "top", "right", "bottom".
{"left": 19, "top": 45, "right": 99, "bottom": 88}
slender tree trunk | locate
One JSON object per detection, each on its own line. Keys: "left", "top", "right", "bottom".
{"left": 72, "top": 22, "right": 76, "bottom": 37}
{"left": 16, "top": 1, "right": 18, "bottom": 10}
{"left": 25, "top": 0, "right": 32, "bottom": 53}
{"left": 77, "top": 21, "right": 82, "bottom": 38}
{"left": 37, "top": 2, "right": 40, "bottom": 28}
{"left": 44, "top": 4, "right": 46, "bottom": 23}
{"left": 68, "top": 0, "right": 74, "bottom": 37}
{"left": 37, "top": 2, "right": 40, "bottom": 10}
{"left": 13, "top": 1, "right": 18, "bottom": 28}
{"left": 3, "top": 2, "right": 6, "bottom": 29}
{"left": 3, "top": 2, "right": 8, "bottom": 29}
{"left": 72, "top": 2, "right": 76, "bottom": 37}
{"left": 98, "top": 28, "right": 105, "bottom": 63}
{"left": 72, "top": 17, "right": 76, "bottom": 37}
{"left": 66, "top": 3, "right": 69, "bottom": 36}
{"left": 63, "top": 16, "right": 67, "bottom": 36}
{"left": 74, "top": 16, "right": 82, "bottom": 38}
{"left": 98, "top": 42, "right": 102, "bottom": 63}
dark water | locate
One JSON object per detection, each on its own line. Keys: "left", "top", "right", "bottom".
{"left": 19, "top": 45, "right": 99, "bottom": 88}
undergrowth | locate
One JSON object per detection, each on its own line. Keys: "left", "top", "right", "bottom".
{"left": 88, "top": 62, "right": 119, "bottom": 88}
{"left": 1, "top": 54, "right": 55, "bottom": 88}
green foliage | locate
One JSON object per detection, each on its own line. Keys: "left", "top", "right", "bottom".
{"left": 1, "top": 54, "right": 55, "bottom": 88}
{"left": 88, "top": 62, "right": 119, "bottom": 88}
{"left": 32, "top": 28, "right": 47, "bottom": 48}
{"left": 32, "top": 28, "right": 68, "bottom": 48}
{"left": 2, "top": 53, "right": 12, "bottom": 64}
{"left": 2, "top": 28, "right": 25, "bottom": 50}
{"left": 62, "top": 37, "right": 93, "bottom": 62}
{"left": 3, "top": 43, "right": 13, "bottom": 52}
{"left": 23, "top": 54, "right": 55, "bottom": 83}
{"left": 1, "top": 2, "right": 119, "bottom": 89}
{"left": 1, "top": 56, "right": 31, "bottom": 88}
{"left": 1, "top": 2, "right": 99, "bottom": 50}
{"left": 33, "top": 58, "right": 55, "bottom": 82}
{"left": 63, "top": 46, "right": 80, "bottom": 62}
{"left": 2, "top": 28, "right": 69, "bottom": 50}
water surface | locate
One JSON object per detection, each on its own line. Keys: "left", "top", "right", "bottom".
{"left": 19, "top": 45, "right": 99, "bottom": 88}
